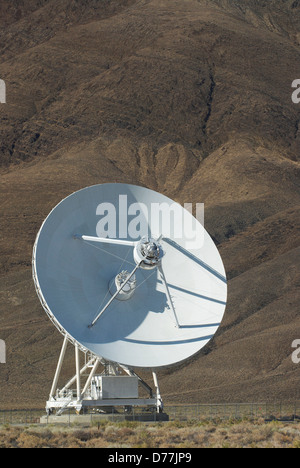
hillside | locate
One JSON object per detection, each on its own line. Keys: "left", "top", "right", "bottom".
{"left": 0, "top": 0, "right": 299, "bottom": 409}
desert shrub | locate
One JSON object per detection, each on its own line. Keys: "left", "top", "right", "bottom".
{"left": 293, "top": 439, "right": 300, "bottom": 448}
{"left": 2, "top": 419, "right": 300, "bottom": 448}
{"left": 0, "top": 427, "right": 21, "bottom": 448}
{"left": 16, "top": 431, "right": 45, "bottom": 448}
{"left": 72, "top": 429, "right": 94, "bottom": 442}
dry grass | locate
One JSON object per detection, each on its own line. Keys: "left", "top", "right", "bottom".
{"left": 1, "top": 419, "right": 300, "bottom": 448}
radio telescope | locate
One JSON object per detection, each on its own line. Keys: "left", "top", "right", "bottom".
{"left": 32, "top": 184, "right": 227, "bottom": 416}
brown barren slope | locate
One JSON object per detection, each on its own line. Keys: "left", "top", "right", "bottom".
{"left": 0, "top": 0, "right": 299, "bottom": 408}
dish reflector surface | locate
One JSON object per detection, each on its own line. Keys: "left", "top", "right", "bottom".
{"left": 33, "top": 184, "right": 227, "bottom": 368}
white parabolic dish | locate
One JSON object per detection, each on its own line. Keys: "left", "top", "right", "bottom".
{"left": 33, "top": 184, "right": 227, "bottom": 369}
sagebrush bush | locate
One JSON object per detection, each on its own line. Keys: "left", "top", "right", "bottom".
{"left": 1, "top": 420, "right": 300, "bottom": 448}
